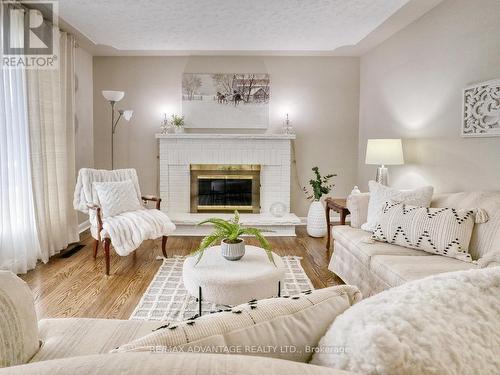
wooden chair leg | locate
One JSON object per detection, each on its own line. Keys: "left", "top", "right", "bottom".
{"left": 161, "top": 236, "right": 168, "bottom": 258}
{"left": 104, "top": 238, "right": 111, "bottom": 275}
{"left": 92, "top": 239, "right": 99, "bottom": 259}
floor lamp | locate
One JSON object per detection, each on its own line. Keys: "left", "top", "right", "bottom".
{"left": 102, "top": 90, "right": 133, "bottom": 169}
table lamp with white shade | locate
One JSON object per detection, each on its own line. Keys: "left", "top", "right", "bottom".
{"left": 365, "top": 139, "right": 404, "bottom": 186}
{"left": 102, "top": 90, "right": 133, "bottom": 169}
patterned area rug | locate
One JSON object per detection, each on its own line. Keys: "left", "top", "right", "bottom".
{"left": 130, "top": 255, "right": 314, "bottom": 322}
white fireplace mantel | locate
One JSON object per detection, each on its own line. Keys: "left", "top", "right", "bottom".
{"left": 157, "top": 132, "right": 299, "bottom": 235}
{"left": 155, "top": 133, "right": 296, "bottom": 140}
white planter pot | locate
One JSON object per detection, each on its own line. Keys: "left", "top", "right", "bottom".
{"left": 174, "top": 126, "right": 185, "bottom": 133}
{"left": 307, "top": 200, "right": 327, "bottom": 237}
{"left": 221, "top": 239, "right": 245, "bottom": 261}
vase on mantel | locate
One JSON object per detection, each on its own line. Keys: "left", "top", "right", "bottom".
{"left": 307, "top": 200, "right": 327, "bottom": 237}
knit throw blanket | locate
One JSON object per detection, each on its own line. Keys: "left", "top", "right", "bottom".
{"left": 73, "top": 168, "right": 175, "bottom": 256}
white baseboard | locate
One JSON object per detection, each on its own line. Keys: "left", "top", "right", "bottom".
{"left": 78, "top": 220, "right": 90, "bottom": 233}
{"left": 76, "top": 215, "right": 343, "bottom": 234}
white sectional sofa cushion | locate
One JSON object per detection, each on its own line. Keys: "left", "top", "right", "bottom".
{"left": 333, "top": 225, "right": 432, "bottom": 268}
{"left": 4, "top": 352, "right": 357, "bottom": 375}
{"left": 370, "top": 255, "right": 478, "bottom": 287}
{"left": 115, "top": 285, "right": 361, "bottom": 363}
{"left": 312, "top": 268, "right": 500, "bottom": 375}
{"left": 31, "top": 318, "right": 160, "bottom": 363}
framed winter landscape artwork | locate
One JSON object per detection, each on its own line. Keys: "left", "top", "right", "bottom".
{"left": 182, "top": 73, "right": 270, "bottom": 129}
{"left": 462, "top": 78, "right": 500, "bottom": 137}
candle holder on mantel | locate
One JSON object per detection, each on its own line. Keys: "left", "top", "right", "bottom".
{"left": 160, "top": 113, "right": 170, "bottom": 134}
{"left": 282, "top": 113, "right": 294, "bottom": 135}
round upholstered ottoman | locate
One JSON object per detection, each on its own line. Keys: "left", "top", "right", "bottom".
{"left": 183, "top": 245, "right": 286, "bottom": 307}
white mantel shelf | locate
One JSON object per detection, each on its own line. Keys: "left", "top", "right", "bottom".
{"left": 155, "top": 133, "right": 296, "bottom": 140}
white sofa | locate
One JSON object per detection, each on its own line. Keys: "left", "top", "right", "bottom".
{"left": 0, "top": 270, "right": 357, "bottom": 375}
{"left": 1, "top": 352, "right": 352, "bottom": 375}
{"left": 2, "top": 267, "right": 499, "bottom": 374}
{"left": 329, "top": 191, "right": 500, "bottom": 297}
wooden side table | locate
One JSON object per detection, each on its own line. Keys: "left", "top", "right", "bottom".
{"left": 325, "top": 198, "right": 350, "bottom": 250}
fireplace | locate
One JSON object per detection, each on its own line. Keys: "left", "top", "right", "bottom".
{"left": 190, "top": 164, "right": 260, "bottom": 213}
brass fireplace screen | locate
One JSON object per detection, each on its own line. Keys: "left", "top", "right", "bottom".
{"left": 190, "top": 164, "right": 261, "bottom": 213}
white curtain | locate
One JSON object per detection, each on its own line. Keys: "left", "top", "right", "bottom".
{"left": 0, "top": 10, "right": 41, "bottom": 273}
{"left": 27, "top": 29, "right": 79, "bottom": 261}
{"left": 0, "top": 10, "right": 78, "bottom": 272}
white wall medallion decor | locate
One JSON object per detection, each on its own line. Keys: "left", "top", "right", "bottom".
{"left": 462, "top": 78, "right": 500, "bottom": 137}
{"left": 182, "top": 73, "right": 270, "bottom": 129}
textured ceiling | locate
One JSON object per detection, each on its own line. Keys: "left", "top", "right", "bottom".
{"left": 59, "top": 0, "right": 410, "bottom": 52}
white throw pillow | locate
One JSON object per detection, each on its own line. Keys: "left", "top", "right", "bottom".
{"left": 0, "top": 272, "right": 40, "bottom": 367}
{"left": 93, "top": 180, "right": 142, "bottom": 218}
{"left": 114, "top": 285, "right": 361, "bottom": 363}
{"left": 361, "top": 181, "right": 433, "bottom": 232}
{"left": 371, "top": 201, "right": 475, "bottom": 262}
{"left": 311, "top": 268, "right": 500, "bottom": 375}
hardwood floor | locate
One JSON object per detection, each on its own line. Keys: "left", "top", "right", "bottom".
{"left": 20, "top": 227, "right": 342, "bottom": 320}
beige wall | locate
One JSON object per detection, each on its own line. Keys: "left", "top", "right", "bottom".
{"left": 358, "top": 0, "right": 500, "bottom": 193}
{"left": 93, "top": 56, "right": 359, "bottom": 216}
{"left": 75, "top": 46, "right": 94, "bottom": 224}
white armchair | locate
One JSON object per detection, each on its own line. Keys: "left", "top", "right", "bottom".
{"left": 74, "top": 168, "right": 176, "bottom": 275}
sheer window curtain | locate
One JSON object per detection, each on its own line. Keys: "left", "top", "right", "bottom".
{"left": 0, "top": 10, "right": 78, "bottom": 272}
{"left": 0, "top": 10, "right": 41, "bottom": 273}
{"left": 27, "top": 30, "right": 79, "bottom": 261}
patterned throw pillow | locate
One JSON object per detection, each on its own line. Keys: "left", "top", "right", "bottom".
{"left": 113, "top": 285, "right": 361, "bottom": 363}
{"left": 93, "top": 180, "right": 143, "bottom": 218}
{"left": 372, "top": 201, "right": 475, "bottom": 262}
{"left": 361, "top": 181, "right": 434, "bottom": 232}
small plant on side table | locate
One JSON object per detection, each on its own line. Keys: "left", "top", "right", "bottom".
{"left": 190, "top": 210, "right": 276, "bottom": 266}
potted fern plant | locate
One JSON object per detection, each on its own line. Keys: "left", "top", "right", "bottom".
{"left": 171, "top": 114, "right": 185, "bottom": 133}
{"left": 191, "top": 211, "right": 276, "bottom": 265}
{"left": 303, "top": 166, "right": 336, "bottom": 238}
